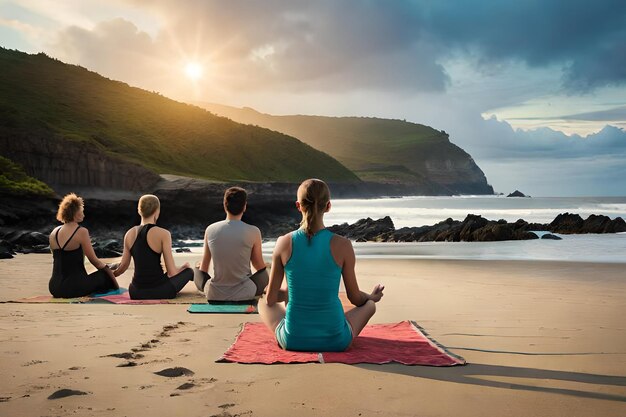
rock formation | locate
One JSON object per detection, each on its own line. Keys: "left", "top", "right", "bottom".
{"left": 0, "top": 135, "right": 160, "bottom": 192}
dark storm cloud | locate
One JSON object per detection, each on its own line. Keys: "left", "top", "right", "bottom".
{"left": 420, "top": 0, "right": 626, "bottom": 91}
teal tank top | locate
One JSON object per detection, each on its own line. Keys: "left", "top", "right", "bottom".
{"left": 281, "top": 229, "right": 352, "bottom": 351}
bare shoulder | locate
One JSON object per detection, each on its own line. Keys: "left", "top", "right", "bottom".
{"left": 275, "top": 232, "right": 293, "bottom": 250}
{"left": 155, "top": 226, "right": 171, "bottom": 239}
{"left": 77, "top": 226, "right": 90, "bottom": 238}
{"left": 330, "top": 234, "right": 352, "bottom": 250}
{"left": 124, "top": 226, "right": 138, "bottom": 241}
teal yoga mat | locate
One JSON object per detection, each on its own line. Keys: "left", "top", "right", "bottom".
{"left": 187, "top": 303, "right": 258, "bottom": 314}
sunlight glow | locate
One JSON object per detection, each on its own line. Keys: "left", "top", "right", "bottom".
{"left": 184, "top": 62, "right": 203, "bottom": 81}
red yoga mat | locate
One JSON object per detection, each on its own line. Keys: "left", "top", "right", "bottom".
{"left": 218, "top": 321, "right": 465, "bottom": 366}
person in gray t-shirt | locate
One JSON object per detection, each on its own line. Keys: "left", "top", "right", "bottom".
{"left": 194, "top": 187, "right": 269, "bottom": 301}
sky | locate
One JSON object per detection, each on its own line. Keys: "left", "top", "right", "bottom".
{"left": 1, "top": 0, "right": 625, "bottom": 196}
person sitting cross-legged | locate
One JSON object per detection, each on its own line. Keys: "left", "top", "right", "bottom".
{"left": 194, "top": 187, "right": 269, "bottom": 302}
{"left": 113, "top": 194, "right": 193, "bottom": 300}
{"left": 259, "top": 178, "right": 384, "bottom": 352}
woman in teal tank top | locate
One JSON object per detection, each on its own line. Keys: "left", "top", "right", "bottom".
{"left": 259, "top": 179, "right": 385, "bottom": 352}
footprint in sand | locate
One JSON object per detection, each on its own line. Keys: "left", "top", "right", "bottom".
{"left": 157, "top": 322, "right": 189, "bottom": 337}
{"left": 154, "top": 367, "right": 194, "bottom": 377}
{"left": 47, "top": 389, "right": 88, "bottom": 400}
{"left": 171, "top": 378, "right": 217, "bottom": 395}
{"left": 176, "top": 382, "right": 195, "bottom": 390}
{"left": 22, "top": 359, "right": 47, "bottom": 367}
{"left": 103, "top": 352, "right": 144, "bottom": 360}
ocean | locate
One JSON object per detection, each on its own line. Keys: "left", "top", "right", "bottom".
{"left": 187, "top": 196, "right": 626, "bottom": 264}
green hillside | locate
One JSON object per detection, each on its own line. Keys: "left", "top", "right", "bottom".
{"left": 0, "top": 48, "right": 358, "bottom": 184}
{"left": 0, "top": 155, "right": 54, "bottom": 196}
{"left": 201, "top": 103, "right": 493, "bottom": 194}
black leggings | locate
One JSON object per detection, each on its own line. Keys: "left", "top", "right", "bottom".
{"left": 129, "top": 268, "right": 193, "bottom": 300}
{"left": 50, "top": 269, "right": 115, "bottom": 299}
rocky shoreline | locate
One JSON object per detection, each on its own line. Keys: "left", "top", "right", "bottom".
{"left": 2, "top": 175, "right": 624, "bottom": 259}
{"left": 327, "top": 212, "right": 626, "bottom": 243}
{"left": 2, "top": 195, "right": 625, "bottom": 259}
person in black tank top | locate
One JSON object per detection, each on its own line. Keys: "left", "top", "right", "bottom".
{"left": 48, "top": 194, "right": 118, "bottom": 298}
{"left": 113, "top": 195, "right": 193, "bottom": 299}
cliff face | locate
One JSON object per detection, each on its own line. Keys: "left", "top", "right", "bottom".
{"left": 0, "top": 134, "right": 160, "bottom": 192}
{"left": 413, "top": 141, "right": 492, "bottom": 194}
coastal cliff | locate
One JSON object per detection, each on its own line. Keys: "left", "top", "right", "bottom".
{"left": 0, "top": 48, "right": 358, "bottom": 188}
{"left": 0, "top": 135, "right": 160, "bottom": 192}
{"left": 199, "top": 103, "right": 494, "bottom": 195}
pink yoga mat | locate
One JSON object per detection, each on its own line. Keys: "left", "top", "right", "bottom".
{"left": 218, "top": 321, "right": 465, "bottom": 366}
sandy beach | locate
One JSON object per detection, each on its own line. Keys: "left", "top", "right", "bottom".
{"left": 0, "top": 253, "right": 625, "bottom": 417}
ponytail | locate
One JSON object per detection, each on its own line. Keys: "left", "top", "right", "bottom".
{"left": 297, "top": 179, "right": 330, "bottom": 242}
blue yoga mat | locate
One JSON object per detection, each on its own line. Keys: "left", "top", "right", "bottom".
{"left": 187, "top": 303, "right": 258, "bottom": 314}
{"left": 92, "top": 287, "right": 128, "bottom": 297}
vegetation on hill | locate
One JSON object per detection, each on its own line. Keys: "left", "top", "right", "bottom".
{"left": 201, "top": 103, "right": 492, "bottom": 193}
{"left": 0, "top": 48, "right": 358, "bottom": 183}
{"left": 0, "top": 155, "right": 55, "bottom": 196}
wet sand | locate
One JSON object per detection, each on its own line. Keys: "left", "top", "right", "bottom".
{"left": 0, "top": 254, "right": 625, "bottom": 416}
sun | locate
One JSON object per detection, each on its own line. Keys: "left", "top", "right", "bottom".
{"left": 184, "top": 62, "right": 203, "bottom": 81}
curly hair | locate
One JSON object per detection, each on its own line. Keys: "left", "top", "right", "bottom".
{"left": 56, "top": 193, "right": 84, "bottom": 223}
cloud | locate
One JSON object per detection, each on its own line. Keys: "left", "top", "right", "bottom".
{"left": 53, "top": 18, "right": 167, "bottom": 89}
{"left": 469, "top": 117, "right": 626, "bottom": 159}
{"left": 559, "top": 105, "right": 626, "bottom": 122}
{"left": 422, "top": 0, "right": 626, "bottom": 92}
{"left": 18, "top": 0, "right": 625, "bottom": 96}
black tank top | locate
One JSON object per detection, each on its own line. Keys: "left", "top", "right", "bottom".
{"left": 130, "top": 224, "right": 167, "bottom": 288}
{"left": 50, "top": 225, "right": 85, "bottom": 280}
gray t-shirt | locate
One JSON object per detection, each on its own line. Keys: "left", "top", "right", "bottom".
{"left": 205, "top": 219, "right": 260, "bottom": 301}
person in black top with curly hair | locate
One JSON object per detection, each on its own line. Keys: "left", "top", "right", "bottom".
{"left": 48, "top": 193, "right": 119, "bottom": 298}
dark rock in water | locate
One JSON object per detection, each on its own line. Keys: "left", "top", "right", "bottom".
{"left": 47, "top": 389, "right": 88, "bottom": 400}
{"left": 328, "top": 216, "right": 394, "bottom": 241}
{"left": 527, "top": 222, "right": 549, "bottom": 231}
{"left": 507, "top": 190, "right": 529, "bottom": 197}
{"left": 20, "top": 244, "right": 50, "bottom": 254}
{"left": 458, "top": 214, "right": 490, "bottom": 241}
{"left": 175, "top": 247, "right": 191, "bottom": 253}
{"left": 541, "top": 233, "right": 562, "bottom": 240}
{"left": 416, "top": 218, "right": 460, "bottom": 242}
{"left": 0, "top": 240, "right": 15, "bottom": 259}
{"left": 335, "top": 214, "right": 542, "bottom": 243}
{"left": 549, "top": 212, "right": 584, "bottom": 234}
{"left": 545, "top": 212, "right": 625, "bottom": 234}
{"left": 3, "top": 230, "right": 48, "bottom": 246}
{"left": 92, "top": 239, "right": 122, "bottom": 258}
{"left": 581, "top": 214, "right": 626, "bottom": 234}
{"left": 470, "top": 223, "right": 538, "bottom": 241}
